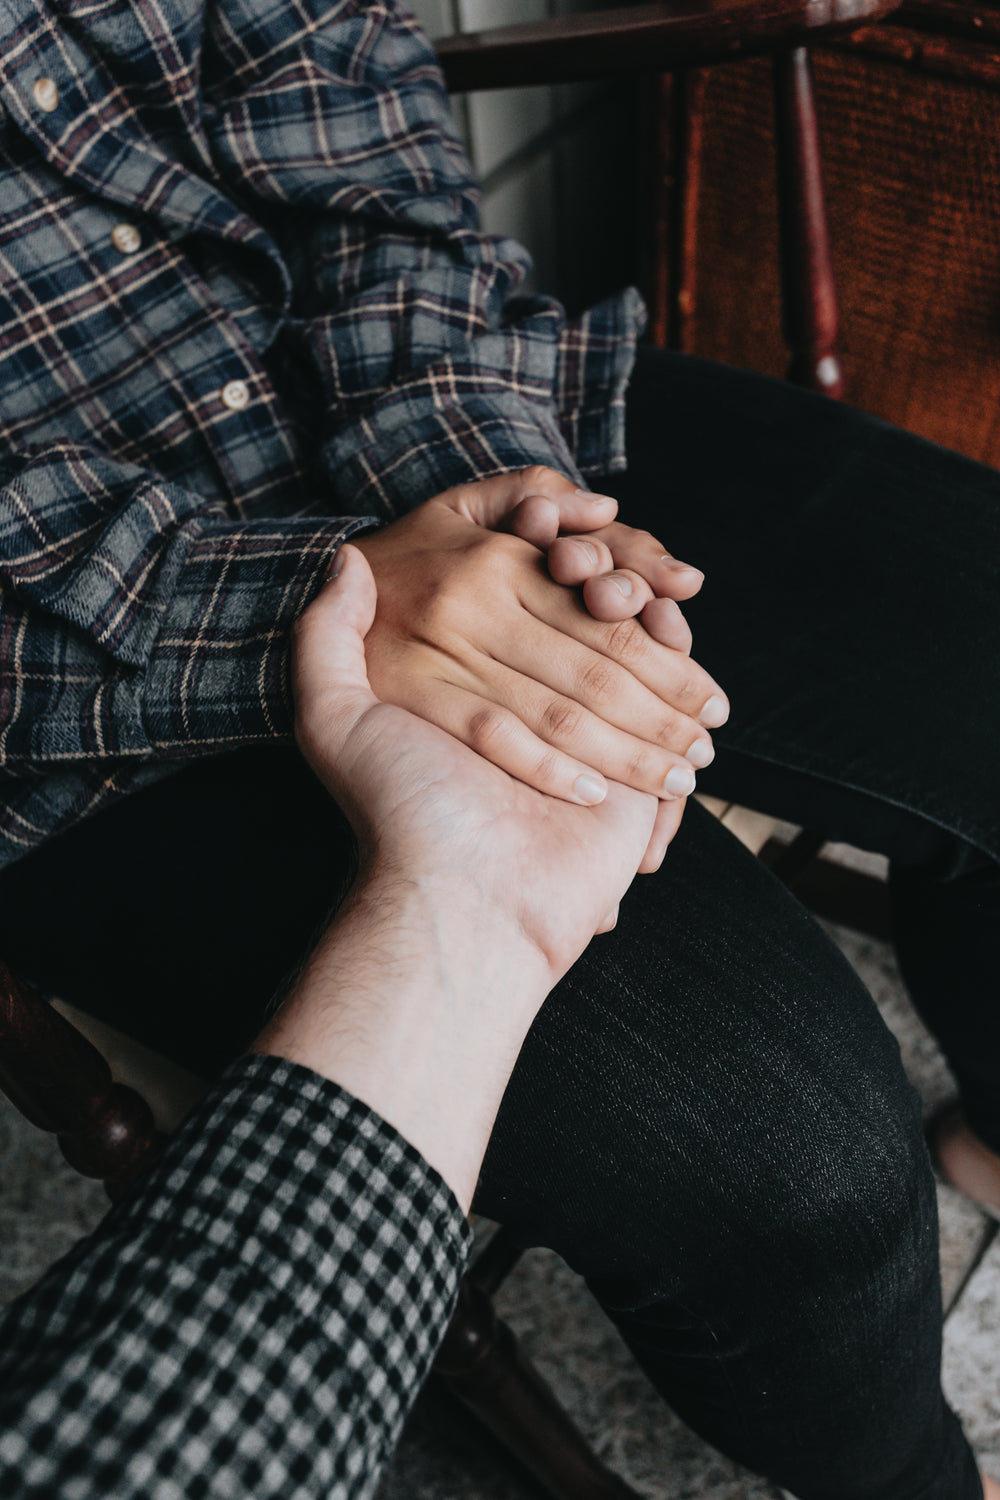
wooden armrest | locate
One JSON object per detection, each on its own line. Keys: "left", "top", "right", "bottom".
{"left": 695, "top": 793, "right": 779, "bottom": 854}
{"left": 437, "top": 0, "right": 904, "bottom": 92}
{"left": 52, "top": 999, "right": 208, "bottom": 1135}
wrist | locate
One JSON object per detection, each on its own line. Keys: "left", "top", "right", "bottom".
{"left": 253, "top": 870, "right": 550, "bottom": 1209}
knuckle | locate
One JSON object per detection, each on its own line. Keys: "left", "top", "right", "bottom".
{"left": 466, "top": 706, "right": 513, "bottom": 752}
{"left": 518, "top": 463, "right": 557, "bottom": 488}
{"left": 670, "top": 668, "right": 704, "bottom": 704}
{"left": 624, "top": 746, "right": 656, "bottom": 785}
{"left": 579, "top": 657, "right": 618, "bottom": 703}
{"left": 606, "top": 619, "right": 648, "bottom": 666}
{"left": 418, "top": 586, "right": 454, "bottom": 635}
{"left": 533, "top": 747, "right": 563, "bottom": 785}
{"left": 424, "top": 539, "right": 506, "bottom": 622}
{"left": 652, "top": 711, "right": 684, "bottom": 748}
{"left": 541, "top": 697, "right": 582, "bottom": 741}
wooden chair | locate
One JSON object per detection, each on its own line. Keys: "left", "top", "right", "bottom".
{"left": 0, "top": 1, "right": 902, "bottom": 1495}
{"left": 436, "top": 0, "right": 903, "bottom": 398}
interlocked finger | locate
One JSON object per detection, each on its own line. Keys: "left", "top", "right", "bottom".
{"left": 546, "top": 523, "right": 704, "bottom": 603}
{"left": 547, "top": 534, "right": 617, "bottom": 587}
{"left": 582, "top": 567, "right": 655, "bottom": 622}
{"left": 505, "top": 602, "right": 723, "bottom": 753}
{"left": 461, "top": 657, "right": 704, "bottom": 800}
{"left": 524, "top": 584, "right": 729, "bottom": 730}
{"left": 405, "top": 679, "right": 612, "bottom": 806}
{"left": 638, "top": 796, "right": 687, "bottom": 874}
{"left": 641, "top": 596, "right": 693, "bottom": 655}
{"left": 590, "top": 521, "right": 705, "bottom": 600}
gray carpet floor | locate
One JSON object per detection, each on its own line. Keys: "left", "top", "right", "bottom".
{"left": 2, "top": 872, "right": 998, "bottom": 1499}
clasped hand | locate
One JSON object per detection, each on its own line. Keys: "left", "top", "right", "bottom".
{"left": 293, "top": 543, "right": 659, "bottom": 982}
{"left": 280, "top": 540, "right": 673, "bottom": 1204}
{"left": 351, "top": 465, "right": 729, "bottom": 872}
{"left": 293, "top": 466, "right": 730, "bottom": 961}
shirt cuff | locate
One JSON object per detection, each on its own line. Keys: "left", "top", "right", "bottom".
{"left": 326, "top": 386, "right": 584, "bottom": 519}
{"left": 555, "top": 288, "right": 647, "bottom": 477}
{"left": 0, "top": 1053, "right": 471, "bottom": 1499}
{"left": 322, "top": 288, "right": 646, "bottom": 519}
{"left": 115, "top": 1051, "right": 472, "bottom": 1293}
{"left": 110, "top": 1052, "right": 474, "bottom": 1422}
{"left": 138, "top": 511, "right": 377, "bottom": 753}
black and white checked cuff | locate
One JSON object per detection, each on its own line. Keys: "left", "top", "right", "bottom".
{"left": 0, "top": 1054, "right": 472, "bottom": 1499}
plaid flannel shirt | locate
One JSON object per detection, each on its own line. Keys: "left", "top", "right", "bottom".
{"left": 0, "top": 0, "right": 645, "bottom": 869}
{"left": 0, "top": 1054, "right": 473, "bottom": 1498}
{"left": 0, "top": 0, "right": 642, "bottom": 1483}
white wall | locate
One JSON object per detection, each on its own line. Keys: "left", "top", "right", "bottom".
{"left": 410, "top": 0, "right": 642, "bottom": 311}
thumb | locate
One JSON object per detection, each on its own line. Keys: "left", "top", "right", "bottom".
{"left": 292, "top": 544, "right": 379, "bottom": 751}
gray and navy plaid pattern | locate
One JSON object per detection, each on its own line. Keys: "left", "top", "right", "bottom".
{"left": 0, "top": 1054, "right": 472, "bottom": 1498}
{"left": 0, "top": 0, "right": 645, "bottom": 867}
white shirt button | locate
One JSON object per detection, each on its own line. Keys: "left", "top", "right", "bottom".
{"left": 110, "top": 223, "right": 141, "bottom": 255}
{"left": 32, "top": 77, "right": 59, "bottom": 113}
{"left": 220, "top": 379, "right": 250, "bottom": 411}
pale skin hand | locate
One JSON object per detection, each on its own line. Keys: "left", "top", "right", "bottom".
{"left": 545, "top": 518, "right": 703, "bottom": 649}
{"left": 255, "top": 545, "right": 661, "bottom": 1206}
{"left": 509, "top": 488, "right": 705, "bottom": 652}
{"left": 353, "top": 467, "right": 729, "bottom": 849}
{"left": 521, "top": 492, "right": 712, "bottom": 871}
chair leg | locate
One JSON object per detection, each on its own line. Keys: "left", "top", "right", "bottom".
{"left": 772, "top": 46, "right": 845, "bottom": 396}
{"left": 644, "top": 70, "right": 674, "bottom": 348}
{"left": 644, "top": 68, "right": 706, "bottom": 353}
{"left": 434, "top": 1276, "right": 643, "bottom": 1500}
{"left": 667, "top": 69, "right": 707, "bottom": 355}
{"left": 0, "top": 962, "right": 161, "bottom": 1197}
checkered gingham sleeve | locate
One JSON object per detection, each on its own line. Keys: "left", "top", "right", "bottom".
{"left": 0, "top": 1054, "right": 472, "bottom": 1499}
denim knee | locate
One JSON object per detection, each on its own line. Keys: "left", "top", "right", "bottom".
{"left": 581, "top": 997, "right": 935, "bottom": 1329}
{"left": 579, "top": 999, "right": 954, "bottom": 1500}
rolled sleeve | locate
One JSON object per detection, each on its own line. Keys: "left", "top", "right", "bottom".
{"left": 0, "top": 1054, "right": 472, "bottom": 1500}
{"left": 313, "top": 291, "right": 646, "bottom": 520}
{"left": 0, "top": 441, "right": 378, "bottom": 766}
{"left": 139, "top": 510, "right": 376, "bottom": 753}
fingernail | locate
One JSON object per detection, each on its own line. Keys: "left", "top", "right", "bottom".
{"left": 609, "top": 573, "right": 633, "bottom": 597}
{"left": 574, "top": 774, "right": 607, "bottom": 805}
{"left": 653, "top": 846, "right": 668, "bottom": 871}
{"left": 685, "top": 738, "right": 715, "bottom": 769}
{"left": 328, "top": 550, "right": 346, "bottom": 580}
{"left": 699, "top": 695, "right": 729, "bottom": 728}
{"left": 573, "top": 539, "right": 599, "bottom": 564}
{"left": 662, "top": 557, "right": 704, "bottom": 580}
{"left": 576, "top": 487, "right": 616, "bottom": 503}
{"left": 664, "top": 765, "right": 696, "bottom": 796}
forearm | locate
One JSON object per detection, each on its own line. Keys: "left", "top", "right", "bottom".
{"left": 0, "top": 1056, "right": 470, "bottom": 1500}
{"left": 254, "top": 871, "right": 551, "bottom": 1211}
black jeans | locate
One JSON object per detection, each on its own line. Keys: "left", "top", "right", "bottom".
{"left": 3, "top": 348, "right": 999, "bottom": 1500}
